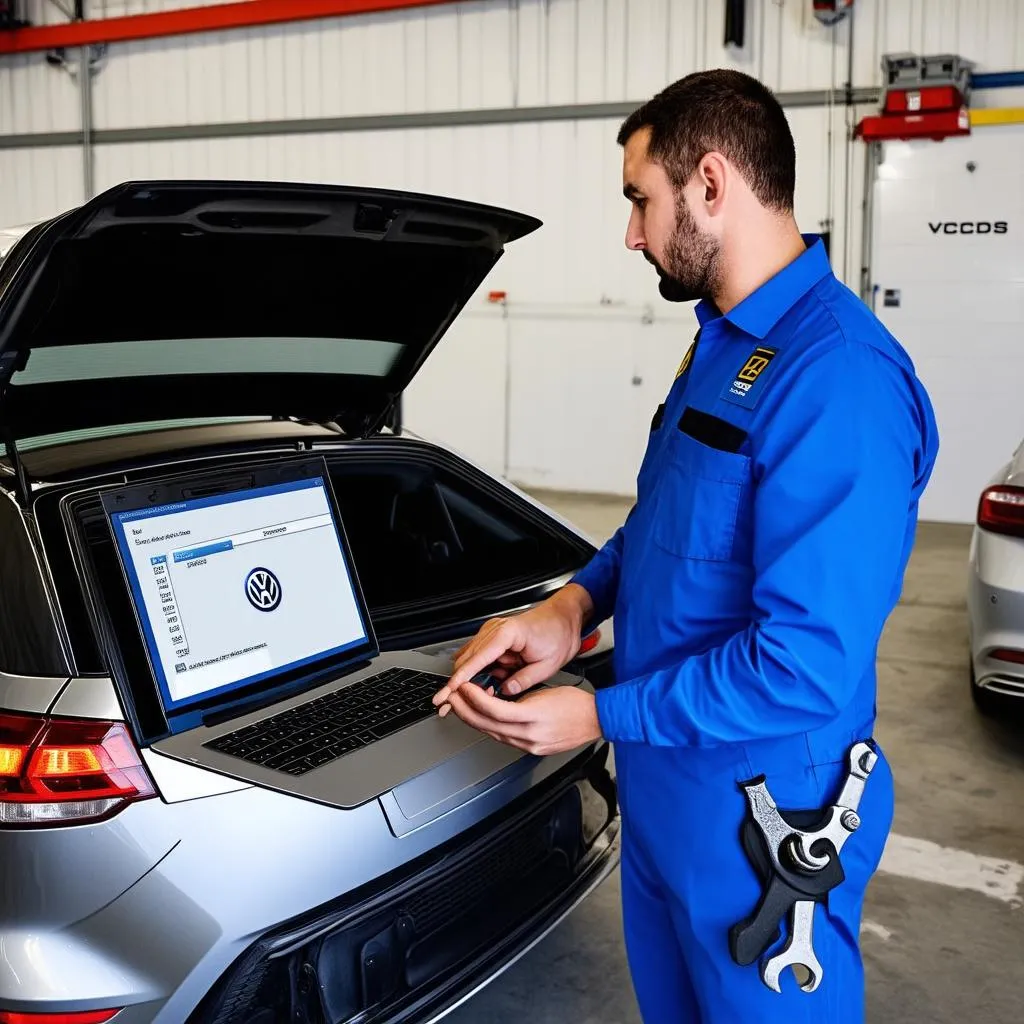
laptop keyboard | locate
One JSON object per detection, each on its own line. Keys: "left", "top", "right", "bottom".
{"left": 204, "top": 667, "right": 448, "bottom": 776}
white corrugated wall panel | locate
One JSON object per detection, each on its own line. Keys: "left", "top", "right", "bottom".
{"left": 6, "top": 1, "right": 1024, "bottom": 138}
{"left": 0, "top": 0, "right": 239, "bottom": 137}
{"left": 772, "top": 1, "right": 852, "bottom": 95}
{"left": 20, "top": 0, "right": 85, "bottom": 26}
{"left": 70, "top": 1, "right": 913, "bottom": 131}
{"left": 0, "top": 54, "right": 80, "bottom": 134}
{"left": 91, "top": 3, "right": 520, "bottom": 130}
{"left": 0, "top": 146, "right": 82, "bottom": 226}
{"left": 96, "top": 1, "right": 241, "bottom": 14}
{"left": 1, "top": 0, "right": 1024, "bottom": 139}
{"left": 853, "top": 0, "right": 1024, "bottom": 85}
{"left": 78, "top": 0, "right": 981, "bottom": 134}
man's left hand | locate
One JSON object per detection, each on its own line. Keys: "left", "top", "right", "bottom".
{"left": 443, "top": 683, "right": 604, "bottom": 756}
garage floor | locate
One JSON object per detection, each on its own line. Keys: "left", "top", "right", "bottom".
{"left": 446, "top": 492, "right": 1024, "bottom": 1024}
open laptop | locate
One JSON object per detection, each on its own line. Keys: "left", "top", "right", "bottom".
{"left": 99, "top": 456, "right": 585, "bottom": 810}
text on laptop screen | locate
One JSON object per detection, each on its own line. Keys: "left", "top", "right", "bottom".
{"left": 109, "top": 477, "right": 368, "bottom": 712}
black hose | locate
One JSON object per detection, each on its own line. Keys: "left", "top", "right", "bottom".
{"left": 724, "top": 0, "right": 746, "bottom": 48}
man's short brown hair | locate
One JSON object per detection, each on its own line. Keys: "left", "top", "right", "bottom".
{"left": 618, "top": 69, "right": 796, "bottom": 213}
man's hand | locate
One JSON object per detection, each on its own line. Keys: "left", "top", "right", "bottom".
{"left": 432, "top": 584, "right": 594, "bottom": 712}
{"left": 442, "top": 682, "right": 603, "bottom": 756}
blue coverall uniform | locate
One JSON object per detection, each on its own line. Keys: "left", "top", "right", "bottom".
{"left": 570, "top": 237, "right": 938, "bottom": 1023}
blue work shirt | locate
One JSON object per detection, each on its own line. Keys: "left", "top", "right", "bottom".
{"left": 572, "top": 236, "right": 938, "bottom": 750}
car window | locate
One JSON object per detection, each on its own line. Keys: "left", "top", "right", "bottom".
{"left": 11, "top": 338, "right": 405, "bottom": 387}
{"left": 0, "top": 495, "right": 68, "bottom": 675}
{"left": 330, "top": 463, "right": 584, "bottom": 612}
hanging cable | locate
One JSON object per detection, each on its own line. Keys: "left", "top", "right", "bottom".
{"left": 843, "top": 3, "right": 857, "bottom": 285}
{"left": 822, "top": 14, "right": 837, "bottom": 261}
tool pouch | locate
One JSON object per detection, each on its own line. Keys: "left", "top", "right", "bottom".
{"left": 729, "top": 802, "right": 845, "bottom": 967}
{"left": 728, "top": 739, "right": 879, "bottom": 980}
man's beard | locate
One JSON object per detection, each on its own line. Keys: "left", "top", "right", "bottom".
{"left": 645, "top": 198, "right": 720, "bottom": 304}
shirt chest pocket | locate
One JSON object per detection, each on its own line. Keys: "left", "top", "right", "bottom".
{"left": 651, "top": 429, "right": 753, "bottom": 563}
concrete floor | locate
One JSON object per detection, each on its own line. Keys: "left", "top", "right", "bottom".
{"left": 446, "top": 492, "right": 1024, "bottom": 1024}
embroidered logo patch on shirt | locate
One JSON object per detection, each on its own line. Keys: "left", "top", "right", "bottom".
{"left": 721, "top": 345, "right": 779, "bottom": 408}
{"left": 674, "top": 341, "right": 696, "bottom": 380}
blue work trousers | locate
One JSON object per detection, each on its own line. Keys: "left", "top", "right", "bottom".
{"left": 615, "top": 734, "right": 894, "bottom": 1023}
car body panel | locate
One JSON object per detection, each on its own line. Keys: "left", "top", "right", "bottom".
{"left": 0, "top": 802, "right": 180, "bottom": 930}
{"left": 967, "top": 444, "right": 1024, "bottom": 698}
{"left": 415, "top": 840, "right": 617, "bottom": 1024}
{"left": 0, "top": 437, "right": 618, "bottom": 1020}
{"left": 49, "top": 674, "right": 124, "bottom": 719}
{"left": 0, "top": 742, "right": 602, "bottom": 1015}
{"left": 141, "top": 746, "right": 255, "bottom": 803}
{"left": 0, "top": 187, "right": 618, "bottom": 1024}
{"left": 2, "top": 820, "right": 619, "bottom": 1024}
{"left": 0, "top": 671, "right": 67, "bottom": 715}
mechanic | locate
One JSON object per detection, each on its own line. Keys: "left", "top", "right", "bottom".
{"left": 432, "top": 69, "right": 938, "bottom": 1023}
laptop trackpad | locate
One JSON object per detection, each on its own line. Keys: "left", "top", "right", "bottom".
{"left": 386, "top": 739, "right": 534, "bottom": 832}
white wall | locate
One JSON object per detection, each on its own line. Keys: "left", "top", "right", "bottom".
{"left": 0, "top": 145, "right": 83, "bottom": 226}
{"left": 6, "top": 0, "right": 1024, "bottom": 132}
{"left": 871, "top": 124, "right": 1024, "bottom": 524}
{"left": 2, "top": 0, "right": 857, "bottom": 134}
{"left": 0, "top": 0, "right": 1022, "bottom": 499}
{"left": 0, "top": 0, "right": 976, "bottom": 242}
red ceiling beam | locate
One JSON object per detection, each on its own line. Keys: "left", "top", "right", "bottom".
{"left": 0, "top": 0, "right": 457, "bottom": 55}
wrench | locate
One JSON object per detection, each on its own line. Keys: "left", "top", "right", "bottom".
{"left": 739, "top": 740, "right": 878, "bottom": 993}
{"left": 743, "top": 741, "right": 877, "bottom": 877}
{"left": 761, "top": 900, "right": 822, "bottom": 994}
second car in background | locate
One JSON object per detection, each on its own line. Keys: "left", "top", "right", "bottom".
{"left": 967, "top": 437, "right": 1024, "bottom": 713}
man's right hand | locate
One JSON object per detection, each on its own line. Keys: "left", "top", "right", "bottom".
{"left": 431, "top": 583, "right": 594, "bottom": 714}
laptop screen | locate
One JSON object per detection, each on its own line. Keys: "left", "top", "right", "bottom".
{"left": 106, "top": 466, "right": 371, "bottom": 715}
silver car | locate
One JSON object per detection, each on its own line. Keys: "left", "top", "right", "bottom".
{"left": 967, "top": 437, "right": 1024, "bottom": 712}
{"left": 0, "top": 181, "right": 620, "bottom": 1024}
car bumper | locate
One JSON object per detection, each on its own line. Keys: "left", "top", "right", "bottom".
{"left": 0, "top": 739, "right": 618, "bottom": 1024}
{"left": 185, "top": 741, "right": 620, "bottom": 1024}
{"left": 968, "top": 527, "right": 1024, "bottom": 696}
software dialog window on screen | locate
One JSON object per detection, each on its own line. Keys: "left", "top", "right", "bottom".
{"left": 110, "top": 478, "right": 367, "bottom": 707}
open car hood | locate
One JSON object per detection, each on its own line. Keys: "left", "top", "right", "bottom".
{"left": 0, "top": 181, "right": 540, "bottom": 441}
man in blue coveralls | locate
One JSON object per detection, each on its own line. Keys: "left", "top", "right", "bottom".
{"left": 432, "top": 70, "right": 938, "bottom": 1022}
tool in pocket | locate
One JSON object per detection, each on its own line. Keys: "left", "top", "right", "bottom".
{"left": 729, "top": 741, "right": 878, "bottom": 993}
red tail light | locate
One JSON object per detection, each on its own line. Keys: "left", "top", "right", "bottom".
{"left": 0, "top": 713, "right": 155, "bottom": 827}
{"left": 0, "top": 1011, "right": 121, "bottom": 1019}
{"left": 0, "top": 1010, "right": 123, "bottom": 1023}
{"left": 990, "top": 648, "right": 1024, "bottom": 665}
{"left": 978, "top": 485, "right": 1024, "bottom": 538}
{"left": 578, "top": 629, "right": 603, "bottom": 656}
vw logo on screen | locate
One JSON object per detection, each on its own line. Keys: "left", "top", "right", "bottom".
{"left": 245, "top": 567, "right": 282, "bottom": 612}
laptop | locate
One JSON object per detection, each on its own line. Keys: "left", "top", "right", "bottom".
{"left": 99, "top": 455, "right": 586, "bottom": 811}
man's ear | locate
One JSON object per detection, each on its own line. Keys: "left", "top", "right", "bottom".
{"left": 696, "top": 152, "right": 729, "bottom": 212}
